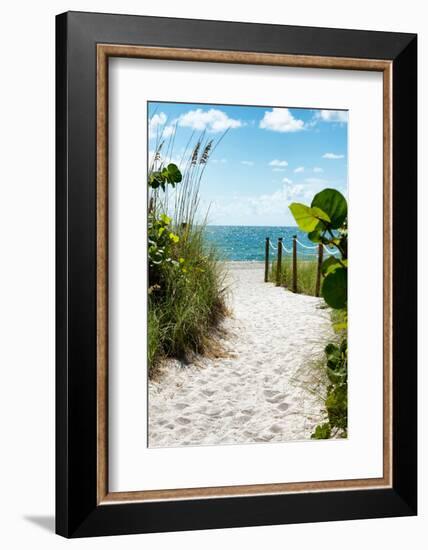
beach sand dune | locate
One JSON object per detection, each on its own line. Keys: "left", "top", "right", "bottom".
{"left": 148, "top": 262, "right": 334, "bottom": 447}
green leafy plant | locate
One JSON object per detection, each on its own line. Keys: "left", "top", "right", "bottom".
{"left": 147, "top": 123, "right": 227, "bottom": 375}
{"left": 289, "top": 188, "right": 348, "bottom": 438}
{"left": 148, "top": 163, "right": 184, "bottom": 290}
{"left": 290, "top": 188, "right": 347, "bottom": 311}
{"left": 312, "top": 423, "right": 331, "bottom": 439}
{"left": 149, "top": 163, "right": 182, "bottom": 191}
{"left": 148, "top": 213, "right": 179, "bottom": 263}
{"left": 323, "top": 338, "right": 348, "bottom": 435}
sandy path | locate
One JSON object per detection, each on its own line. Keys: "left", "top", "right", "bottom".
{"left": 148, "top": 262, "right": 334, "bottom": 448}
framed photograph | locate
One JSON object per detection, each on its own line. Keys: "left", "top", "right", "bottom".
{"left": 56, "top": 11, "right": 417, "bottom": 538}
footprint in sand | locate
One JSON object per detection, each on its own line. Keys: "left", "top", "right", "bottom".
{"left": 156, "top": 419, "right": 168, "bottom": 426}
{"left": 148, "top": 264, "right": 334, "bottom": 448}
{"left": 177, "top": 417, "right": 191, "bottom": 425}
{"left": 264, "top": 389, "right": 279, "bottom": 398}
{"left": 255, "top": 434, "right": 275, "bottom": 442}
{"left": 270, "top": 423, "right": 284, "bottom": 433}
{"left": 267, "top": 394, "right": 286, "bottom": 404}
{"left": 175, "top": 403, "right": 189, "bottom": 410}
{"left": 207, "top": 409, "right": 222, "bottom": 417}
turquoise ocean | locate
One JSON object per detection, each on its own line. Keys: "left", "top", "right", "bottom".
{"left": 204, "top": 226, "right": 319, "bottom": 262}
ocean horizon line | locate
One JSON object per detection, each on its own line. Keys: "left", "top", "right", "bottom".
{"left": 203, "top": 225, "right": 318, "bottom": 262}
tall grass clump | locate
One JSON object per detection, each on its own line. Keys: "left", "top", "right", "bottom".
{"left": 149, "top": 226, "right": 226, "bottom": 367}
{"left": 148, "top": 122, "right": 228, "bottom": 375}
{"left": 269, "top": 258, "right": 318, "bottom": 296}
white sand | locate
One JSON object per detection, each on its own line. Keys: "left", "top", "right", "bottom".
{"left": 148, "top": 262, "right": 334, "bottom": 448}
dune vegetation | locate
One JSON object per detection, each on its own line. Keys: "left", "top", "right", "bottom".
{"left": 289, "top": 188, "right": 348, "bottom": 438}
{"left": 269, "top": 258, "right": 319, "bottom": 296}
{"left": 148, "top": 128, "right": 228, "bottom": 376}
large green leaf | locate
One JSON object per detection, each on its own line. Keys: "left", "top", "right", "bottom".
{"left": 312, "top": 206, "right": 331, "bottom": 223}
{"left": 148, "top": 163, "right": 182, "bottom": 191}
{"left": 289, "top": 203, "right": 330, "bottom": 233}
{"left": 149, "top": 172, "right": 163, "bottom": 189}
{"left": 166, "top": 163, "right": 182, "bottom": 183}
{"left": 308, "top": 229, "right": 322, "bottom": 242}
{"left": 321, "top": 256, "right": 343, "bottom": 276}
{"left": 311, "top": 188, "right": 347, "bottom": 229}
{"left": 322, "top": 267, "right": 347, "bottom": 309}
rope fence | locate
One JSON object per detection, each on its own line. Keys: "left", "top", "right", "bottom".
{"left": 264, "top": 235, "right": 339, "bottom": 297}
{"left": 295, "top": 238, "right": 318, "bottom": 250}
{"left": 282, "top": 244, "right": 293, "bottom": 254}
{"left": 323, "top": 244, "right": 337, "bottom": 256}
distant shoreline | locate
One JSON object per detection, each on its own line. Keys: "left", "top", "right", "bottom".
{"left": 205, "top": 224, "right": 299, "bottom": 228}
{"left": 220, "top": 259, "right": 317, "bottom": 267}
{"left": 204, "top": 225, "right": 319, "bottom": 263}
{"left": 220, "top": 260, "right": 264, "bottom": 270}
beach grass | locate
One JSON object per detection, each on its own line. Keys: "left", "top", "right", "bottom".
{"left": 269, "top": 258, "right": 318, "bottom": 296}
{"left": 148, "top": 131, "right": 228, "bottom": 376}
{"left": 149, "top": 225, "right": 227, "bottom": 373}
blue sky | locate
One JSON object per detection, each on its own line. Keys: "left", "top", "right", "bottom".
{"left": 148, "top": 102, "right": 348, "bottom": 226}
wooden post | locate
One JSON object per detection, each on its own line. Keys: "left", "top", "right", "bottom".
{"left": 264, "top": 237, "right": 269, "bottom": 282}
{"left": 276, "top": 237, "right": 283, "bottom": 286}
{"left": 315, "top": 243, "right": 324, "bottom": 297}
{"left": 292, "top": 235, "right": 297, "bottom": 293}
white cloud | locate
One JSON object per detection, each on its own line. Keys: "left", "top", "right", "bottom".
{"left": 294, "top": 166, "right": 305, "bottom": 173}
{"left": 148, "top": 113, "right": 176, "bottom": 141}
{"left": 206, "top": 182, "right": 307, "bottom": 225}
{"left": 211, "top": 158, "right": 227, "bottom": 164}
{"left": 269, "top": 159, "right": 288, "bottom": 167}
{"left": 323, "top": 153, "right": 345, "bottom": 159}
{"left": 162, "top": 125, "right": 175, "bottom": 138}
{"left": 259, "top": 108, "right": 304, "bottom": 133}
{"left": 313, "top": 166, "right": 324, "bottom": 173}
{"left": 317, "top": 110, "right": 348, "bottom": 123}
{"left": 241, "top": 160, "right": 255, "bottom": 166}
{"left": 149, "top": 112, "right": 167, "bottom": 140}
{"left": 287, "top": 184, "right": 305, "bottom": 198}
{"left": 250, "top": 183, "right": 306, "bottom": 213}
{"left": 206, "top": 176, "right": 344, "bottom": 225}
{"left": 305, "top": 177, "right": 327, "bottom": 185}
{"left": 177, "top": 108, "right": 242, "bottom": 133}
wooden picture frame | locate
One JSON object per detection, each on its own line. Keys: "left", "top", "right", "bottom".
{"left": 56, "top": 11, "right": 417, "bottom": 538}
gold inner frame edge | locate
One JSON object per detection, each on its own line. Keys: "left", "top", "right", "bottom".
{"left": 96, "top": 44, "right": 393, "bottom": 505}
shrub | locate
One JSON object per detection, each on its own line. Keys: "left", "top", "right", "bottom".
{"left": 289, "top": 188, "right": 348, "bottom": 438}
{"left": 149, "top": 225, "right": 226, "bottom": 366}
{"left": 147, "top": 127, "right": 227, "bottom": 374}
